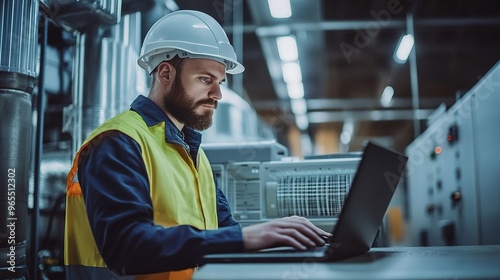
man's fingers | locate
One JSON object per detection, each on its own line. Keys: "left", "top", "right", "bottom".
{"left": 277, "top": 228, "right": 316, "bottom": 249}
{"left": 242, "top": 216, "right": 332, "bottom": 252}
{"left": 276, "top": 216, "right": 330, "bottom": 246}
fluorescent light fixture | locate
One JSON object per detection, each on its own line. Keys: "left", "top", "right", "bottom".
{"left": 290, "top": 98, "right": 307, "bottom": 115}
{"left": 394, "top": 34, "right": 414, "bottom": 64}
{"left": 342, "top": 120, "right": 354, "bottom": 135}
{"left": 300, "top": 132, "right": 313, "bottom": 156}
{"left": 340, "top": 120, "right": 354, "bottom": 145}
{"left": 295, "top": 114, "right": 309, "bottom": 130}
{"left": 340, "top": 131, "right": 352, "bottom": 145}
{"left": 164, "top": 0, "right": 179, "bottom": 11}
{"left": 380, "top": 86, "right": 394, "bottom": 107}
{"left": 276, "top": 36, "right": 298, "bottom": 61}
{"left": 268, "top": 0, "right": 292, "bottom": 18}
{"left": 286, "top": 82, "right": 304, "bottom": 99}
{"left": 282, "top": 61, "right": 302, "bottom": 83}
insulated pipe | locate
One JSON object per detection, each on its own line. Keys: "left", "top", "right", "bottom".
{"left": 0, "top": 0, "right": 38, "bottom": 278}
{"left": 29, "top": 14, "right": 48, "bottom": 280}
{"left": 76, "top": 12, "right": 142, "bottom": 144}
{"left": 0, "top": 78, "right": 33, "bottom": 278}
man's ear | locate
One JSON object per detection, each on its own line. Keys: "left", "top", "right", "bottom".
{"left": 156, "top": 61, "right": 175, "bottom": 85}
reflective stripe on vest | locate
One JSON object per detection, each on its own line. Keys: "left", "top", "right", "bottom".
{"left": 64, "top": 110, "right": 217, "bottom": 280}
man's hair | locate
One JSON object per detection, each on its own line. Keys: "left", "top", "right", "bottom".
{"left": 150, "top": 55, "right": 185, "bottom": 88}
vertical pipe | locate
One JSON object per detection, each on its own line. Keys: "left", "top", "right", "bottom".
{"left": 30, "top": 14, "right": 48, "bottom": 280}
{"left": 70, "top": 33, "right": 85, "bottom": 157}
{"left": 231, "top": 0, "right": 244, "bottom": 96}
{"left": 0, "top": 0, "right": 39, "bottom": 278}
{"left": 73, "top": 12, "right": 142, "bottom": 146}
{"left": 81, "top": 28, "right": 105, "bottom": 140}
{"left": 407, "top": 2, "right": 421, "bottom": 138}
{"left": 0, "top": 82, "right": 33, "bottom": 280}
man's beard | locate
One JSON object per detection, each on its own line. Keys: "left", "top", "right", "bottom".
{"left": 163, "top": 74, "right": 217, "bottom": 131}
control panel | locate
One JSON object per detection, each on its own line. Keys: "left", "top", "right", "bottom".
{"left": 406, "top": 62, "right": 500, "bottom": 246}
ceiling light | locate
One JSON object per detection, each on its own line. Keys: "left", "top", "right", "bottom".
{"left": 340, "top": 120, "right": 354, "bottom": 145}
{"left": 290, "top": 98, "right": 307, "bottom": 115}
{"left": 164, "top": 0, "right": 179, "bottom": 11}
{"left": 295, "top": 114, "right": 309, "bottom": 130}
{"left": 268, "top": 0, "right": 292, "bottom": 18}
{"left": 342, "top": 120, "right": 354, "bottom": 135}
{"left": 300, "top": 132, "right": 313, "bottom": 156}
{"left": 380, "top": 86, "right": 394, "bottom": 107}
{"left": 394, "top": 34, "right": 414, "bottom": 64}
{"left": 286, "top": 82, "right": 304, "bottom": 99}
{"left": 282, "top": 61, "right": 302, "bottom": 83}
{"left": 276, "top": 36, "right": 298, "bottom": 61}
{"left": 340, "top": 131, "right": 352, "bottom": 145}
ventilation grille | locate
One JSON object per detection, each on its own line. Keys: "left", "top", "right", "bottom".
{"left": 276, "top": 172, "right": 353, "bottom": 217}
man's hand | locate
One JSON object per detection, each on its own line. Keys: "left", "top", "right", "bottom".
{"left": 241, "top": 215, "right": 332, "bottom": 251}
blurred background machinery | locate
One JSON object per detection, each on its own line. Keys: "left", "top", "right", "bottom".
{"left": 405, "top": 62, "right": 500, "bottom": 246}
{"left": 225, "top": 156, "right": 361, "bottom": 231}
{"left": 204, "top": 142, "right": 378, "bottom": 238}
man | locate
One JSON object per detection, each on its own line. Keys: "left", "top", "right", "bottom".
{"left": 64, "top": 10, "right": 330, "bottom": 280}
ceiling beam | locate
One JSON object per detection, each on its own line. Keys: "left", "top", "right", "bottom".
{"left": 225, "top": 17, "right": 500, "bottom": 35}
{"left": 307, "top": 109, "right": 434, "bottom": 123}
{"left": 252, "top": 97, "right": 455, "bottom": 110}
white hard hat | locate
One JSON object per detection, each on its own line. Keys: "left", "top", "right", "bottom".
{"left": 138, "top": 10, "right": 244, "bottom": 75}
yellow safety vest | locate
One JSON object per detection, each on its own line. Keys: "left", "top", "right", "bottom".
{"left": 64, "top": 110, "right": 218, "bottom": 280}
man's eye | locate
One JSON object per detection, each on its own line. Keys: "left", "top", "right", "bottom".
{"left": 200, "top": 77, "right": 211, "bottom": 83}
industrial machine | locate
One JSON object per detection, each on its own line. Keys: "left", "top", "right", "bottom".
{"left": 203, "top": 142, "right": 362, "bottom": 232}
{"left": 406, "top": 61, "right": 500, "bottom": 246}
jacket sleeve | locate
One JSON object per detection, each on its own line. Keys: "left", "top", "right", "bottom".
{"left": 77, "top": 130, "right": 244, "bottom": 275}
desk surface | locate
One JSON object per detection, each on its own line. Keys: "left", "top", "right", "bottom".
{"left": 193, "top": 245, "right": 500, "bottom": 280}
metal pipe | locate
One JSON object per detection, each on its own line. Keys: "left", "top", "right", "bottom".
{"left": 78, "top": 12, "right": 142, "bottom": 143}
{"left": 0, "top": 0, "right": 38, "bottom": 278}
{"left": 230, "top": 0, "right": 244, "bottom": 96}
{"left": 30, "top": 14, "right": 48, "bottom": 280}
{"left": 68, "top": 33, "right": 85, "bottom": 158}
{"left": 0, "top": 83, "right": 33, "bottom": 279}
{"left": 68, "top": 11, "right": 144, "bottom": 157}
{"left": 407, "top": 1, "right": 421, "bottom": 138}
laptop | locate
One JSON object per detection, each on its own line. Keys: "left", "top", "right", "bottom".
{"left": 201, "top": 141, "right": 408, "bottom": 263}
